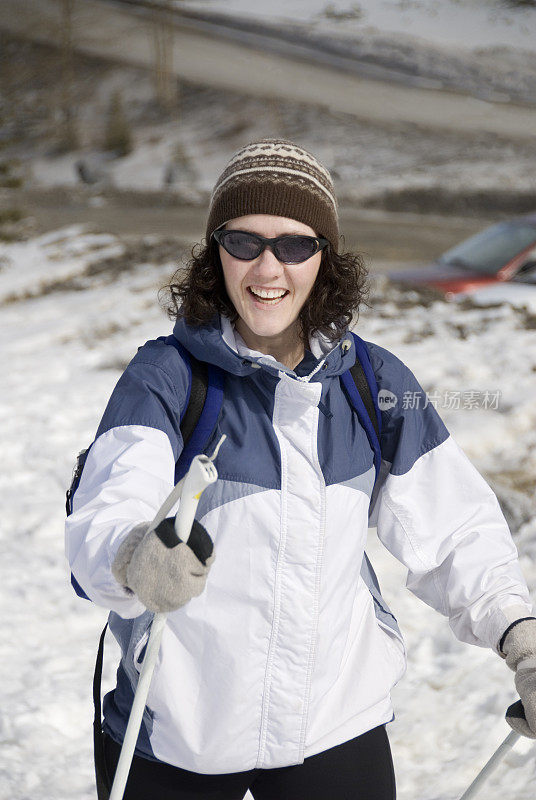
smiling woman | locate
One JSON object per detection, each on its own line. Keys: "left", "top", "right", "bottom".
{"left": 162, "top": 141, "right": 368, "bottom": 369}
{"left": 66, "top": 138, "right": 536, "bottom": 800}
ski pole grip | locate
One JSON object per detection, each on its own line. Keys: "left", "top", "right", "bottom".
{"left": 506, "top": 698, "right": 526, "bottom": 722}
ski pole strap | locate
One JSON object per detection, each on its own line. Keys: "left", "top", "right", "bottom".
{"left": 94, "top": 623, "right": 111, "bottom": 800}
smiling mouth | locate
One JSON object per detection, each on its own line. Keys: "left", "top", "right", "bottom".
{"left": 248, "top": 287, "right": 289, "bottom": 305}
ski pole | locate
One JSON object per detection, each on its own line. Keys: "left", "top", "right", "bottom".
{"left": 108, "top": 435, "right": 226, "bottom": 800}
{"left": 458, "top": 700, "right": 524, "bottom": 800}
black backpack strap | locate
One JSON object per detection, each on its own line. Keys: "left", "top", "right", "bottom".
{"left": 66, "top": 448, "right": 90, "bottom": 516}
{"left": 340, "top": 333, "right": 382, "bottom": 482}
{"left": 93, "top": 623, "right": 110, "bottom": 800}
{"left": 164, "top": 335, "right": 225, "bottom": 483}
{"left": 179, "top": 352, "right": 209, "bottom": 445}
{"left": 349, "top": 356, "right": 380, "bottom": 443}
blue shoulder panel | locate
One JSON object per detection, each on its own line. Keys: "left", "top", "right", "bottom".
{"left": 157, "top": 335, "right": 192, "bottom": 424}
{"left": 69, "top": 337, "right": 193, "bottom": 602}
{"left": 95, "top": 338, "right": 191, "bottom": 462}
{"left": 365, "top": 341, "right": 449, "bottom": 475}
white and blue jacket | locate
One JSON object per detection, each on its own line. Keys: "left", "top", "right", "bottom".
{"left": 65, "top": 315, "right": 532, "bottom": 774}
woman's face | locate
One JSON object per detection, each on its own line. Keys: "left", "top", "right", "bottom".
{"left": 218, "top": 214, "right": 322, "bottom": 350}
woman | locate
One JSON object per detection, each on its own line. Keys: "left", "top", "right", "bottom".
{"left": 66, "top": 139, "right": 536, "bottom": 800}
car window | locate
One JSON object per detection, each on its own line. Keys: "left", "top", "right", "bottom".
{"left": 439, "top": 222, "right": 536, "bottom": 274}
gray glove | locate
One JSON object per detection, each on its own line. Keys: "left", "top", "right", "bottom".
{"left": 112, "top": 517, "right": 215, "bottom": 613}
{"left": 500, "top": 618, "right": 536, "bottom": 739}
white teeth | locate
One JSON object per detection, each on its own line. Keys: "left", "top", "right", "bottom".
{"left": 249, "top": 287, "right": 287, "bottom": 299}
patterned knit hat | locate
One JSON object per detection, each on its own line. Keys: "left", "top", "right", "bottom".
{"left": 206, "top": 138, "right": 339, "bottom": 252}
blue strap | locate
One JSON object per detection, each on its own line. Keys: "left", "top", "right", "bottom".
{"left": 345, "top": 336, "right": 394, "bottom": 630}
{"left": 163, "top": 335, "right": 225, "bottom": 483}
{"left": 174, "top": 362, "right": 224, "bottom": 482}
{"left": 350, "top": 332, "right": 382, "bottom": 437}
{"left": 341, "top": 335, "right": 382, "bottom": 482}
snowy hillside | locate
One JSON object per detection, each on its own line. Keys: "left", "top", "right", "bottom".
{"left": 178, "top": 0, "right": 536, "bottom": 52}
{"left": 4, "top": 0, "right": 535, "bottom": 213}
{"left": 1, "top": 226, "right": 535, "bottom": 798}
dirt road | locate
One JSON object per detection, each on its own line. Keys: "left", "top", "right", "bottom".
{"left": 8, "top": 187, "right": 489, "bottom": 269}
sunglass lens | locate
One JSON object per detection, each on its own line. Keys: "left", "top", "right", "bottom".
{"left": 222, "top": 232, "right": 261, "bottom": 260}
{"left": 276, "top": 236, "right": 318, "bottom": 263}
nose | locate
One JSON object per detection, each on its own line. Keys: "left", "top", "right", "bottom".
{"left": 252, "top": 246, "right": 284, "bottom": 276}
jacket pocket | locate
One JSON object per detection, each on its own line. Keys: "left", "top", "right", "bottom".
{"left": 361, "top": 552, "right": 405, "bottom": 650}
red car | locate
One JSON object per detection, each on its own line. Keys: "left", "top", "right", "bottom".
{"left": 390, "top": 213, "right": 536, "bottom": 299}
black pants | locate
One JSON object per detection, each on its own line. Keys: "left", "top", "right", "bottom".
{"left": 103, "top": 724, "right": 396, "bottom": 799}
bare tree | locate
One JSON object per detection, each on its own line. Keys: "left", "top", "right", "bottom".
{"left": 57, "top": 0, "right": 79, "bottom": 151}
{"left": 152, "top": 4, "right": 177, "bottom": 112}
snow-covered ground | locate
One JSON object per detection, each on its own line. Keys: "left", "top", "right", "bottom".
{"left": 1, "top": 226, "right": 535, "bottom": 799}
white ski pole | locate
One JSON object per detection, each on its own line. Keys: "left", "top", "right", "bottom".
{"left": 458, "top": 699, "right": 526, "bottom": 800}
{"left": 108, "top": 435, "right": 226, "bottom": 800}
{"left": 458, "top": 730, "right": 520, "bottom": 800}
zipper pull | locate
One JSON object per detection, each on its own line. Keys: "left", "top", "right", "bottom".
{"left": 318, "top": 399, "right": 333, "bottom": 419}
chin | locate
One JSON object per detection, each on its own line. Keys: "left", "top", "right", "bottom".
{"left": 248, "top": 316, "right": 294, "bottom": 336}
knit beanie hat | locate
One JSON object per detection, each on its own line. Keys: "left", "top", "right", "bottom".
{"left": 206, "top": 138, "right": 339, "bottom": 252}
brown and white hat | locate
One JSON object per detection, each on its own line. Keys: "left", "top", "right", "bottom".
{"left": 206, "top": 138, "right": 339, "bottom": 252}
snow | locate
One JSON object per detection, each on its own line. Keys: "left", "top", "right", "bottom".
{"left": 467, "top": 282, "right": 536, "bottom": 312}
{"left": 3, "top": 1, "right": 536, "bottom": 795}
{"left": 1, "top": 226, "right": 535, "bottom": 798}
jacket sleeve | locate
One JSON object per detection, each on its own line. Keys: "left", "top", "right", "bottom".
{"left": 367, "top": 343, "right": 533, "bottom": 651}
{"left": 65, "top": 340, "right": 189, "bottom": 618}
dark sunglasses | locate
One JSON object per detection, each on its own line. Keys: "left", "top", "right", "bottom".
{"left": 212, "top": 229, "right": 329, "bottom": 264}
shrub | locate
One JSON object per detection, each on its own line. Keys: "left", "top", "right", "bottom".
{"left": 104, "top": 91, "right": 132, "bottom": 157}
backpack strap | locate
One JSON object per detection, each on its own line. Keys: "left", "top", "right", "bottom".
{"left": 66, "top": 447, "right": 94, "bottom": 599}
{"left": 342, "top": 336, "right": 395, "bottom": 630}
{"left": 93, "top": 623, "right": 111, "bottom": 799}
{"left": 349, "top": 333, "right": 381, "bottom": 441}
{"left": 66, "top": 447, "right": 91, "bottom": 517}
{"left": 340, "top": 332, "right": 382, "bottom": 482}
{"left": 163, "top": 334, "right": 225, "bottom": 482}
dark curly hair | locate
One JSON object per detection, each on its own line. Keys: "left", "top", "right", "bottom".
{"left": 160, "top": 236, "right": 369, "bottom": 343}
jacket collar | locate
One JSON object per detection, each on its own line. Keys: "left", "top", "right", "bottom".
{"left": 172, "top": 315, "right": 356, "bottom": 381}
